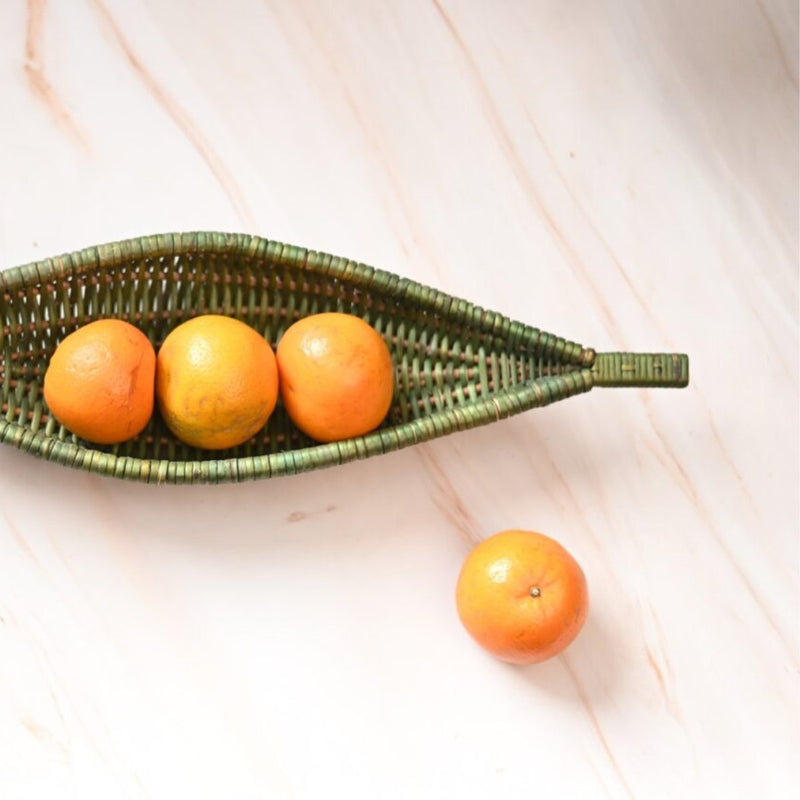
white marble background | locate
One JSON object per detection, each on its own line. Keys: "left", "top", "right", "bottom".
{"left": 0, "top": 1, "right": 797, "bottom": 798}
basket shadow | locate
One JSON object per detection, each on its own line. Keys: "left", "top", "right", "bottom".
{"left": 0, "top": 397, "right": 636, "bottom": 558}
{"left": 0, "top": 440, "right": 429, "bottom": 556}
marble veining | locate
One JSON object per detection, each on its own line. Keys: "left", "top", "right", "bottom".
{"left": 0, "top": 1, "right": 796, "bottom": 798}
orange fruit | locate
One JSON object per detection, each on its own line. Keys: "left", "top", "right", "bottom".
{"left": 275, "top": 312, "right": 394, "bottom": 442}
{"left": 155, "top": 315, "right": 278, "bottom": 450}
{"left": 43, "top": 319, "right": 156, "bottom": 445}
{"left": 455, "top": 530, "right": 589, "bottom": 664}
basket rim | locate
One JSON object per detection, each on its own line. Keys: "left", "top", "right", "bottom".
{"left": 0, "top": 231, "right": 596, "bottom": 483}
{"left": 2, "top": 231, "right": 590, "bottom": 357}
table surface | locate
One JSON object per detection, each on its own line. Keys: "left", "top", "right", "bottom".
{"left": 1, "top": 1, "right": 797, "bottom": 798}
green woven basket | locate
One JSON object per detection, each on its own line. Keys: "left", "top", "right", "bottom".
{"left": 0, "top": 232, "right": 689, "bottom": 484}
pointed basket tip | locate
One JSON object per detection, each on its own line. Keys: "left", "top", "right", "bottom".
{"left": 591, "top": 352, "right": 689, "bottom": 388}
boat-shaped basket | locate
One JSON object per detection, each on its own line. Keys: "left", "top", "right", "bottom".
{"left": 0, "top": 232, "right": 688, "bottom": 484}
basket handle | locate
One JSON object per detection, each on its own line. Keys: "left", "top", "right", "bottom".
{"left": 590, "top": 351, "right": 689, "bottom": 388}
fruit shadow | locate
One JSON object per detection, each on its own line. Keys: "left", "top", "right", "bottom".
{"left": 510, "top": 608, "right": 626, "bottom": 709}
{"left": 3, "top": 416, "right": 634, "bottom": 710}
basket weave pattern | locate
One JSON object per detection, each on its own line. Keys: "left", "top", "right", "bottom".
{"left": 0, "top": 233, "right": 688, "bottom": 483}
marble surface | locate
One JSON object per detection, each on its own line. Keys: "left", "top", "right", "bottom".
{"left": 1, "top": 1, "right": 797, "bottom": 798}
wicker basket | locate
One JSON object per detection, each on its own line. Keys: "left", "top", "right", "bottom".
{"left": 0, "top": 232, "right": 689, "bottom": 483}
